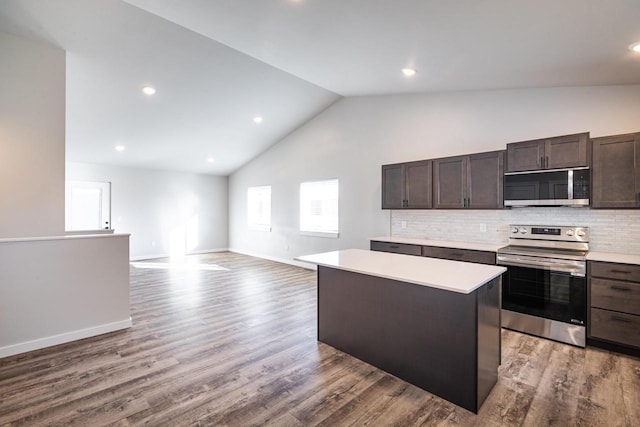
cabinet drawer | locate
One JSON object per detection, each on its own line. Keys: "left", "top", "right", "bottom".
{"left": 591, "top": 278, "right": 640, "bottom": 315}
{"left": 590, "top": 308, "right": 640, "bottom": 349}
{"left": 370, "top": 241, "right": 422, "bottom": 256}
{"left": 421, "top": 246, "right": 496, "bottom": 265}
{"left": 590, "top": 261, "right": 640, "bottom": 282}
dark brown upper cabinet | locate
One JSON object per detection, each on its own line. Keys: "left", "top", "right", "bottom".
{"left": 592, "top": 132, "right": 640, "bottom": 208}
{"left": 506, "top": 132, "right": 589, "bottom": 172}
{"left": 433, "top": 151, "right": 504, "bottom": 209}
{"left": 381, "top": 160, "right": 432, "bottom": 209}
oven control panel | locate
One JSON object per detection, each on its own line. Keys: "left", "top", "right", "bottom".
{"left": 509, "top": 225, "right": 589, "bottom": 242}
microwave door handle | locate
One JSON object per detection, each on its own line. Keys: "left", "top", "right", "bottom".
{"left": 568, "top": 169, "right": 574, "bottom": 199}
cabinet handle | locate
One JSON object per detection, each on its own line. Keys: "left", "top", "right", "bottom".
{"left": 610, "top": 316, "right": 632, "bottom": 323}
{"left": 389, "top": 245, "right": 400, "bottom": 249}
{"left": 610, "top": 285, "right": 632, "bottom": 292}
{"left": 545, "top": 156, "right": 549, "bottom": 168}
{"left": 610, "top": 269, "right": 631, "bottom": 274}
{"left": 540, "top": 156, "right": 544, "bottom": 168}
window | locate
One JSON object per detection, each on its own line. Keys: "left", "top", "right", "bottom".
{"left": 247, "top": 185, "right": 271, "bottom": 231}
{"left": 65, "top": 181, "right": 111, "bottom": 231}
{"left": 300, "top": 179, "right": 339, "bottom": 237}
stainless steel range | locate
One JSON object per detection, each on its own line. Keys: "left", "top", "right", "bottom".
{"left": 497, "top": 225, "right": 589, "bottom": 347}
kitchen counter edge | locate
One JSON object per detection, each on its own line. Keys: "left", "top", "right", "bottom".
{"left": 296, "top": 249, "right": 505, "bottom": 294}
{"left": 369, "top": 236, "right": 505, "bottom": 252}
{"left": 587, "top": 251, "right": 640, "bottom": 265}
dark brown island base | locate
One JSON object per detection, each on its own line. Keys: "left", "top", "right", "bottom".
{"left": 297, "top": 249, "right": 506, "bottom": 414}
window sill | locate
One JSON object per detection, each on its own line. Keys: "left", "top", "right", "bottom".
{"left": 300, "top": 231, "right": 339, "bottom": 239}
{"left": 249, "top": 225, "right": 272, "bottom": 232}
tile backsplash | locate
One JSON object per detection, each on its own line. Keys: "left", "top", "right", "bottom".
{"left": 391, "top": 208, "right": 640, "bottom": 255}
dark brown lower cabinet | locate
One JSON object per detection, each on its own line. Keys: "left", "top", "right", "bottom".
{"left": 369, "top": 241, "right": 422, "bottom": 256}
{"left": 588, "top": 261, "right": 640, "bottom": 356}
{"left": 371, "top": 241, "right": 496, "bottom": 265}
{"left": 317, "top": 265, "right": 501, "bottom": 413}
{"left": 422, "top": 246, "right": 496, "bottom": 265}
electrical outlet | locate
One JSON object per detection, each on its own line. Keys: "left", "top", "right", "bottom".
{"left": 480, "top": 223, "right": 487, "bottom": 232}
{"left": 401, "top": 221, "right": 407, "bottom": 229}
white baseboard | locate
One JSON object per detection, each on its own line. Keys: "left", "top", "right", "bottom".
{"left": 0, "top": 318, "right": 132, "bottom": 359}
{"left": 228, "top": 248, "right": 317, "bottom": 270}
{"left": 130, "top": 248, "right": 229, "bottom": 261}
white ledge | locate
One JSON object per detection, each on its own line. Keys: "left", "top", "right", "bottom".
{"left": 0, "top": 233, "right": 130, "bottom": 244}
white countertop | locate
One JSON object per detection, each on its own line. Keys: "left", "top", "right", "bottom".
{"left": 296, "top": 249, "right": 506, "bottom": 294}
{"left": 587, "top": 251, "right": 640, "bottom": 265}
{"left": 370, "top": 236, "right": 640, "bottom": 266}
{"left": 370, "top": 236, "right": 506, "bottom": 252}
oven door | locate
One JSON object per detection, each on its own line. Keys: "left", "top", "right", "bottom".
{"left": 501, "top": 264, "right": 586, "bottom": 326}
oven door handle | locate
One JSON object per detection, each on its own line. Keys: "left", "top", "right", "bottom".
{"left": 497, "top": 255, "right": 585, "bottom": 276}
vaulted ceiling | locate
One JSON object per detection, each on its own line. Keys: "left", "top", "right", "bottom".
{"left": 1, "top": 0, "right": 639, "bottom": 175}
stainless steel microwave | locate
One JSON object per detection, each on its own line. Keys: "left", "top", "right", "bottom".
{"left": 504, "top": 167, "right": 590, "bottom": 207}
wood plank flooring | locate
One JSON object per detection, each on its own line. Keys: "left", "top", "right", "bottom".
{"left": 1, "top": 251, "right": 638, "bottom": 426}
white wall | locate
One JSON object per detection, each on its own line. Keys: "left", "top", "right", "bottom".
{"left": 229, "top": 85, "right": 640, "bottom": 263}
{"left": 67, "top": 162, "right": 228, "bottom": 259}
{"left": 0, "top": 32, "right": 66, "bottom": 238}
{"left": 0, "top": 234, "right": 131, "bottom": 358}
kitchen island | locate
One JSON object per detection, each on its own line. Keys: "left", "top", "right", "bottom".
{"left": 296, "top": 249, "right": 506, "bottom": 413}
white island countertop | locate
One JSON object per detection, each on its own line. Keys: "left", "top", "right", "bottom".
{"left": 296, "top": 249, "right": 506, "bottom": 294}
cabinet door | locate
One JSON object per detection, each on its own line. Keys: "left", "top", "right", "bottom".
{"left": 382, "top": 163, "right": 405, "bottom": 209}
{"left": 592, "top": 133, "right": 640, "bottom": 208}
{"left": 370, "top": 241, "right": 422, "bottom": 256}
{"left": 422, "top": 246, "right": 496, "bottom": 264}
{"left": 506, "top": 139, "right": 544, "bottom": 172}
{"left": 405, "top": 160, "right": 432, "bottom": 209}
{"left": 545, "top": 133, "right": 589, "bottom": 169}
{"left": 433, "top": 156, "right": 466, "bottom": 209}
{"left": 590, "top": 308, "right": 640, "bottom": 349}
{"left": 467, "top": 151, "right": 504, "bottom": 209}
{"left": 591, "top": 278, "right": 640, "bottom": 316}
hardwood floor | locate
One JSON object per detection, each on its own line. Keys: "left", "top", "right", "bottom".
{"left": 0, "top": 252, "right": 638, "bottom": 426}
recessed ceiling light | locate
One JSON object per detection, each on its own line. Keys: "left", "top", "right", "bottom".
{"left": 629, "top": 41, "right": 640, "bottom": 53}
{"left": 115, "top": 145, "right": 125, "bottom": 152}
{"left": 253, "top": 116, "right": 263, "bottom": 124}
{"left": 142, "top": 85, "right": 156, "bottom": 95}
{"left": 402, "top": 68, "right": 417, "bottom": 77}
{"left": 207, "top": 157, "right": 215, "bottom": 163}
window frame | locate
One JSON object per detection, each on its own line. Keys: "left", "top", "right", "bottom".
{"left": 247, "top": 185, "right": 272, "bottom": 232}
{"left": 299, "top": 178, "right": 339, "bottom": 239}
